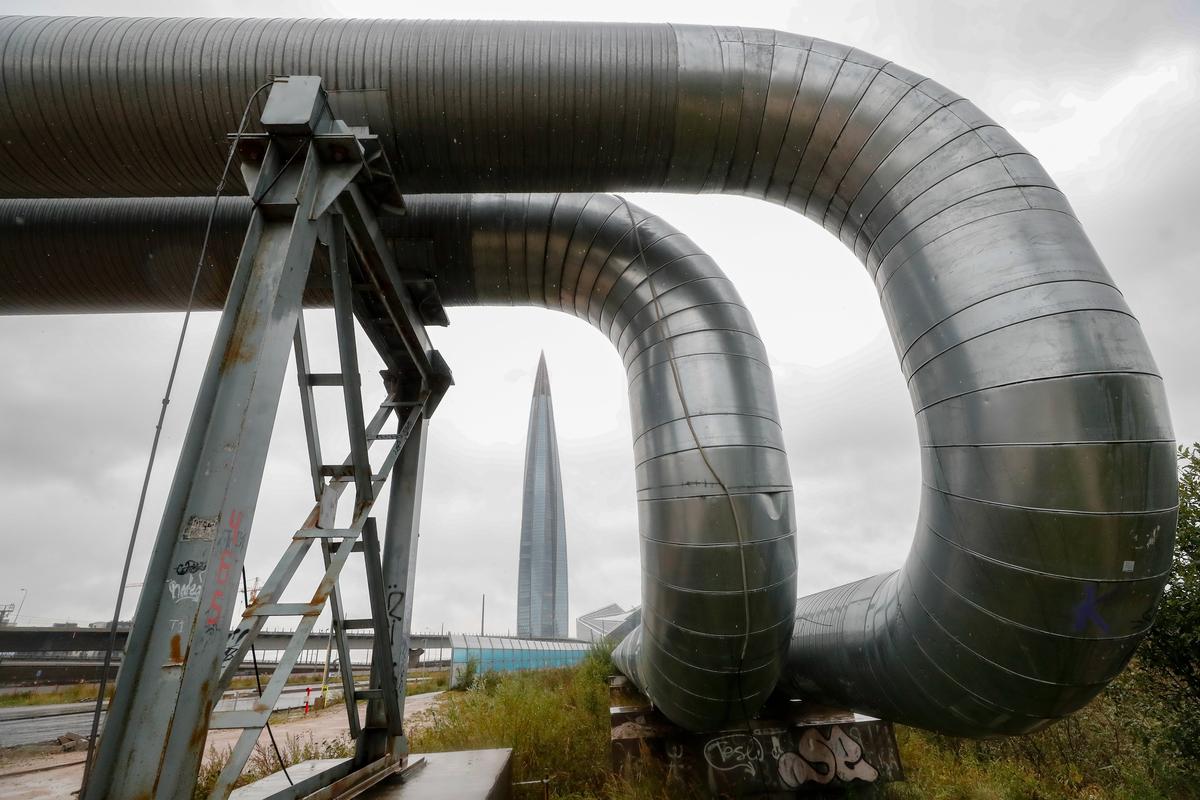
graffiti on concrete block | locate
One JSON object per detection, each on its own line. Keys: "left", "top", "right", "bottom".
{"left": 778, "top": 725, "right": 879, "bottom": 787}
{"left": 702, "top": 733, "right": 764, "bottom": 779}
{"left": 665, "top": 743, "right": 688, "bottom": 783}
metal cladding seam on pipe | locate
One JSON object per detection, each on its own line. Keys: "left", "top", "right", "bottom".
{"left": 0, "top": 17, "right": 1178, "bottom": 737}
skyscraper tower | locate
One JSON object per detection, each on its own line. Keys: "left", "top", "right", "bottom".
{"left": 516, "top": 352, "right": 568, "bottom": 638}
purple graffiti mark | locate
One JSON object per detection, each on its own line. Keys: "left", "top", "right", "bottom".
{"left": 1071, "top": 584, "right": 1114, "bottom": 634}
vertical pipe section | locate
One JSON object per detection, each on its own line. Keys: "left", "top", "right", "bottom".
{"left": 411, "top": 193, "right": 797, "bottom": 731}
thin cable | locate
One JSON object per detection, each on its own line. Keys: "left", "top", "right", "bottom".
{"left": 79, "top": 78, "right": 275, "bottom": 797}
{"left": 250, "top": 138, "right": 308, "bottom": 206}
{"left": 242, "top": 568, "right": 293, "bottom": 785}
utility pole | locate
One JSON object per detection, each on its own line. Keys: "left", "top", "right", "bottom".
{"left": 480, "top": 594, "right": 485, "bottom": 635}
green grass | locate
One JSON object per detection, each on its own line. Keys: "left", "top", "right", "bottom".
{"left": 409, "top": 645, "right": 622, "bottom": 797}
{"left": 886, "top": 661, "right": 1200, "bottom": 800}
{"left": 194, "top": 731, "right": 355, "bottom": 799}
{"left": 407, "top": 669, "right": 449, "bottom": 695}
{"left": 226, "top": 670, "right": 366, "bottom": 692}
{"left": 0, "top": 683, "right": 114, "bottom": 708}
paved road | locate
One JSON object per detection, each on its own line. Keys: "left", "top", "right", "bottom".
{"left": 0, "top": 683, "right": 341, "bottom": 748}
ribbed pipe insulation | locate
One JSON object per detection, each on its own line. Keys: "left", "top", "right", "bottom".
{"left": 407, "top": 193, "right": 798, "bottom": 731}
{"left": 0, "top": 17, "right": 1177, "bottom": 737}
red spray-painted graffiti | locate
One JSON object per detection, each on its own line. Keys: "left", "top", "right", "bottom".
{"left": 205, "top": 510, "right": 244, "bottom": 628}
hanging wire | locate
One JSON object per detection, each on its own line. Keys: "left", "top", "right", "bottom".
{"left": 242, "top": 568, "right": 293, "bottom": 785}
{"left": 79, "top": 78, "right": 275, "bottom": 796}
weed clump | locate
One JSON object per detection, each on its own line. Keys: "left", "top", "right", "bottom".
{"left": 194, "top": 731, "right": 354, "bottom": 799}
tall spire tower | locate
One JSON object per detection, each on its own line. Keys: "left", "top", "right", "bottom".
{"left": 516, "top": 352, "right": 568, "bottom": 638}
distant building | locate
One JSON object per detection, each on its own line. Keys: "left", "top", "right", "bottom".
{"left": 576, "top": 603, "right": 640, "bottom": 644}
{"left": 449, "top": 634, "right": 590, "bottom": 686}
{"left": 517, "top": 353, "right": 569, "bottom": 639}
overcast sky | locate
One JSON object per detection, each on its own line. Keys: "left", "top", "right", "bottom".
{"left": 0, "top": 0, "right": 1196, "bottom": 643}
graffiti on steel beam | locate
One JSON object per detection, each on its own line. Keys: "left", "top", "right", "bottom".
{"left": 182, "top": 515, "right": 217, "bottom": 542}
{"left": 205, "top": 510, "right": 245, "bottom": 630}
{"left": 387, "top": 584, "right": 405, "bottom": 684}
{"left": 167, "top": 573, "right": 204, "bottom": 604}
{"left": 220, "top": 627, "right": 250, "bottom": 672}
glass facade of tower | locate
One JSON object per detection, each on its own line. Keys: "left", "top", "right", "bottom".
{"left": 517, "top": 353, "right": 568, "bottom": 638}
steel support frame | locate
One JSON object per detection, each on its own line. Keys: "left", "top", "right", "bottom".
{"left": 358, "top": 414, "right": 427, "bottom": 764}
{"left": 83, "top": 76, "right": 446, "bottom": 800}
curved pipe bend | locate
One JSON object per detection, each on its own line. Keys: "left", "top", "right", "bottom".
{"left": 0, "top": 193, "right": 798, "bottom": 732}
{"left": 0, "top": 17, "right": 1178, "bottom": 737}
{"left": 399, "top": 193, "right": 798, "bottom": 731}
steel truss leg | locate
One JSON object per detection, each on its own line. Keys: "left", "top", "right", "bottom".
{"left": 358, "top": 416, "right": 428, "bottom": 764}
{"left": 202, "top": 217, "right": 426, "bottom": 799}
{"left": 83, "top": 183, "right": 322, "bottom": 800}
{"left": 84, "top": 75, "right": 449, "bottom": 800}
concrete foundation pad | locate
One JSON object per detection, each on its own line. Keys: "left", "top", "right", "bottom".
{"left": 231, "top": 750, "right": 512, "bottom": 800}
{"left": 230, "top": 758, "right": 351, "bottom": 798}
{"left": 367, "top": 750, "right": 512, "bottom": 800}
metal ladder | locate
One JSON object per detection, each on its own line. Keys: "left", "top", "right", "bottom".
{"left": 203, "top": 218, "right": 424, "bottom": 799}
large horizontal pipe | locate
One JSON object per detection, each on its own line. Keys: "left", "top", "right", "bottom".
{"left": 0, "top": 17, "right": 1177, "bottom": 737}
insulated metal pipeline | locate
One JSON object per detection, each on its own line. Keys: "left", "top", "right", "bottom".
{"left": 0, "top": 192, "right": 798, "bottom": 732}
{"left": 0, "top": 17, "right": 1177, "bottom": 737}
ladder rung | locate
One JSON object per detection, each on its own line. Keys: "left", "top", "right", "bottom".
{"left": 320, "top": 464, "right": 357, "bottom": 478}
{"left": 369, "top": 433, "right": 403, "bottom": 440}
{"left": 355, "top": 689, "right": 383, "bottom": 700}
{"left": 305, "top": 373, "right": 346, "bottom": 386}
{"left": 329, "top": 541, "right": 365, "bottom": 554}
{"left": 380, "top": 400, "right": 423, "bottom": 408}
{"left": 294, "top": 527, "right": 359, "bottom": 539}
{"left": 248, "top": 602, "right": 324, "bottom": 617}
{"left": 340, "top": 618, "right": 374, "bottom": 630}
{"left": 209, "top": 710, "right": 269, "bottom": 730}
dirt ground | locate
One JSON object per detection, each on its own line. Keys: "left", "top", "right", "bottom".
{"left": 0, "top": 691, "right": 444, "bottom": 799}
